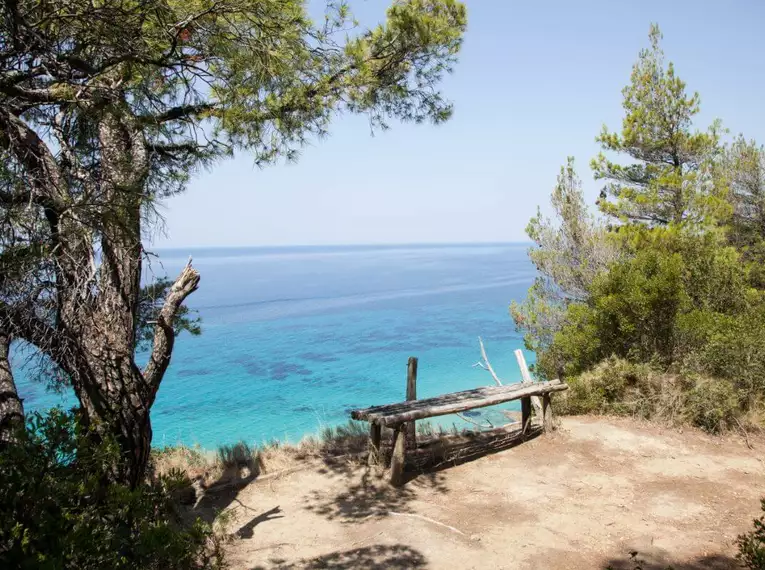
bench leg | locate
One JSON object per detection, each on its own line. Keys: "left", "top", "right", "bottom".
{"left": 389, "top": 424, "right": 406, "bottom": 486}
{"left": 368, "top": 422, "right": 382, "bottom": 467}
{"left": 521, "top": 396, "right": 531, "bottom": 435}
{"left": 542, "top": 394, "right": 553, "bottom": 433}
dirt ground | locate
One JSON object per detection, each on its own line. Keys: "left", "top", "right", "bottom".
{"left": 216, "top": 416, "right": 765, "bottom": 569}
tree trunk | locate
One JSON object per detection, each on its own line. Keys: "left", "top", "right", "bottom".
{"left": 0, "top": 331, "right": 23, "bottom": 444}
{"left": 69, "top": 109, "right": 154, "bottom": 486}
{"left": 70, "top": 346, "right": 154, "bottom": 488}
{"left": 0, "top": 101, "right": 198, "bottom": 487}
{"left": 58, "top": 260, "right": 198, "bottom": 487}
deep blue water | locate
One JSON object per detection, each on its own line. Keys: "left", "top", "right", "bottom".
{"left": 14, "top": 243, "right": 536, "bottom": 449}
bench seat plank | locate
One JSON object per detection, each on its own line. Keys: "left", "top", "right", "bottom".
{"left": 351, "top": 379, "right": 567, "bottom": 427}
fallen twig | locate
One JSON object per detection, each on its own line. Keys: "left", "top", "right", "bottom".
{"left": 733, "top": 417, "right": 754, "bottom": 450}
{"left": 347, "top": 532, "right": 385, "bottom": 548}
{"left": 388, "top": 511, "right": 466, "bottom": 536}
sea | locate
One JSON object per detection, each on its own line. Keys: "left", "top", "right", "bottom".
{"left": 14, "top": 243, "right": 537, "bottom": 450}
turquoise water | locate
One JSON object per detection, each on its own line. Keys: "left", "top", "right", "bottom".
{"left": 15, "top": 243, "right": 536, "bottom": 449}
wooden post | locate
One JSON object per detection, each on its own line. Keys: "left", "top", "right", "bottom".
{"left": 390, "top": 425, "right": 406, "bottom": 486}
{"left": 515, "top": 349, "right": 542, "bottom": 418}
{"left": 368, "top": 422, "right": 382, "bottom": 466}
{"left": 521, "top": 396, "right": 531, "bottom": 435}
{"left": 405, "top": 357, "right": 418, "bottom": 449}
{"left": 515, "top": 349, "right": 533, "bottom": 383}
{"left": 542, "top": 393, "right": 553, "bottom": 433}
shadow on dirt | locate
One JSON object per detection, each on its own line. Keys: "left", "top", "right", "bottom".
{"left": 250, "top": 544, "right": 427, "bottom": 569}
{"left": 603, "top": 551, "right": 739, "bottom": 570}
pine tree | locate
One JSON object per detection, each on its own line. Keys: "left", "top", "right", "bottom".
{"left": 592, "top": 24, "right": 725, "bottom": 227}
{"left": 511, "top": 158, "right": 618, "bottom": 370}
{"left": 0, "top": 0, "right": 466, "bottom": 485}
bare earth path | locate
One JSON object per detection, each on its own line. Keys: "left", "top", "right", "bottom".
{"left": 220, "top": 417, "right": 764, "bottom": 569}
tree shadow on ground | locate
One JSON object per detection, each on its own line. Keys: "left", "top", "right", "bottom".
{"left": 302, "top": 424, "right": 541, "bottom": 522}
{"left": 603, "top": 551, "right": 740, "bottom": 570}
{"left": 180, "top": 455, "right": 264, "bottom": 528}
{"left": 234, "top": 505, "right": 284, "bottom": 539}
{"left": 303, "top": 467, "right": 448, "bottom": 522}
{"left": 186, "top": 471, "right": 285, "bottom": 544}
{"left": 249, "top": 544, "right": 427, "bottom": 569}
{"left": 188, "top": 421, "right": 541, "bottom": 538}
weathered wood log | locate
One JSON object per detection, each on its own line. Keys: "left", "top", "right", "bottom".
{"left": 542, "top": 393, "right": 553, "bottom": 433}
{"left": 515, "top": 349, "right": 542, "bottom": 417}
{"left": 514, "top": 349, "right": 533, "bottom": 383}
{"left": 352, "top": 380, "right": 567, "bottom": 427}
{"left": 390, "top": 425, "right": 407, "bottom": 486}
{"left": 405, "top": 357, "right": 417, "bottom": 450}
{"left": 368, "top": 422, "right": 382, "bottom": 466}
{"left": 521, "top": 396, "right": 531, "bottom": 435}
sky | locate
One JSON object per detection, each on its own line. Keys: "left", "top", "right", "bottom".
{"left": 153, "top": 0, "right": 765, "bottom": 248}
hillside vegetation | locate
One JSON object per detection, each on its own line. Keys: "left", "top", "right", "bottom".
{"left": 512, "top": 25, "right": 765, "bottom": 435}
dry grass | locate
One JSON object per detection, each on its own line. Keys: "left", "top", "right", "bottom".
{"left": 152, "top": 420, "right": 379, "bottom": 487}
{"left": 558, "top": 356, "right": 765, "bottom": 434}
{"left": 151, "top": 444, "right": 222, "bottom": 487}
{"left": 152, "top": 418, "right": 519, "bottom": 495}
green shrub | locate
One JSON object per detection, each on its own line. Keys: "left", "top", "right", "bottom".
{"left": 0, "top": 409, "right": 226, "bottom": 570}
{"left": 677, "top": 302, "right": 765, "bottom": 408}
{"left": 558, "top": 357, "right": 655, "bottom": 417}
{"left": 558, "top": 357, "right": 743, "bottom": 433}
{"left": 590, "top": 245, "right": 688, "bottom": 365}
{"left": 682, "top": 377, "right": 740, "bottom": 433}
{"left": 537, "top": 229, "right": 755, "bottom": 382}
{"left": 540, "top": 243, "right": 689, "bottom": 379}
{"left": 738, "top": 499, "right": 765, "bottom": 569}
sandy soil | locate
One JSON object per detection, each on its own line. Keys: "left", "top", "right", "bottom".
{"left": 214, "top": 417, "right": 765, "bottom": 569}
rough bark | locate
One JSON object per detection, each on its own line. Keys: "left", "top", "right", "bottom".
{"left": 143, "top": 261, "right": 201, "bottom": 391}
{"left": 0, "top": 104, "right": 199, "bottom": 486}
{"left": 0, "top": 331, "right": 23, "bottom": 444}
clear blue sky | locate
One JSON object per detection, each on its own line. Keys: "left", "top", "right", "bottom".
{"left": 153, "top": 0, "right": 765, "bottom": 248}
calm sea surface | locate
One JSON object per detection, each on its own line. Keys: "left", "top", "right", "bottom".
{"left": 15, "top": 243, "right": 536, "bottom": 449}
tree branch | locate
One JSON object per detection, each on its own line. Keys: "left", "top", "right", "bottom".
{"left": 139, "top": 103, "right": 216, "bottom": 125}
{"left": 0, "top": 302, "right": 62, "bottom": 358}
{"left": 143, "top": 259, "right": 200, "bottom": 395}
{"left": 0, "top": 83, "right": 74, "bottom": 105}
{"left": 472, "top": 336, "right": 503, "bottom": 386}
{"left": 0, "top": 108, "right": 68, "bottom": 209}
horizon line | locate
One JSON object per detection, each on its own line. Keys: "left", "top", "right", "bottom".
{"left": 149, "top": 240, "right": 531, "bottom": 251}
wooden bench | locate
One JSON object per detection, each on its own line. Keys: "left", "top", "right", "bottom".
{"left": 351, "top": 378, "right": 568, "bottom": 485}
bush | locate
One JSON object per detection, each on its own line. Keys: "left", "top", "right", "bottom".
{"left": 0, "top": 409, "right": 226, "bottom": 570}
{"left": 540, "top": 243, "right": 689, "bottom": 379}
{"left": 677, "top": 302, "right": 765, "bottom": 409}
{"left": 682, "top": 377, "right": 740, "bottom": 433}
{"left": 738, "top": 499, "right": 765, "bottom": 569}
{"left": 559, "top": 357, "right": 743, "bottom": 433}
{"left": 537, "top": 229, "right": 754, "bottom": 382}
{"left": 558, "top": 357, "right": 656, "bottom": 417}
